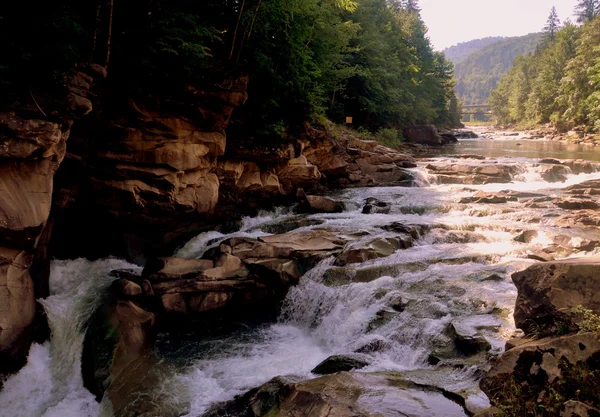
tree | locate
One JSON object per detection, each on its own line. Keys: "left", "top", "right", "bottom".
{"left": 403, "top": 0, "right": 421, "bottom": 13}
{"left": 543, "top": 6, "right": 560, "bottom": 42}
{"left": 574, "top": 0, "right": 599, "bottom": 24}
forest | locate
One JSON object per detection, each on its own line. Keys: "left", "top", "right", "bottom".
{"left": 0, "top": 0, "right": 461, "bottom": 143}
{"left": 443, "top": 37, "right": 504, "bottom": 65}
{"left": 449, "top": 33, "right": 542, "bottom": 106}
{"left": 490, "top": 5, "right": 600, "bottom": 132}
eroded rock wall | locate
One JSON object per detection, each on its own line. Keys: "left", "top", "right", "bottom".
{"left": 0, "top": 68, "right": 96, "bottom": 368}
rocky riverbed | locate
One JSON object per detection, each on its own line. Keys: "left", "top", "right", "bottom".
{"left": 2, "top": 135, "right": 600, "bottom": 417}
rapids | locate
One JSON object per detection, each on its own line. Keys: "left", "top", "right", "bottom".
{"left": 3, "top": 132, "right": 600, "bottom": 416}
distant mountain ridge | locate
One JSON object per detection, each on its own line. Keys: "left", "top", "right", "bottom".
{"left": 443, "top": 37, "right": 505, "bottom": 64}
{"left": 444, "top": 33, "right": 543, "bottom": 105}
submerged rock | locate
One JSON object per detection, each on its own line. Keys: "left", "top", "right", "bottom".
{"left": 362, "top": 197, "right": 391, "bottom": 214}
{"left": 336, "top": 236, "right": 411, "bottom": 266}
{"left": 311, "top": 354, "right": 370, "bottom": 374}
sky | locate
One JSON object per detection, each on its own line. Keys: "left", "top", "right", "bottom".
{"left": 420, "top": 0, "right": 578, "bottom": 50}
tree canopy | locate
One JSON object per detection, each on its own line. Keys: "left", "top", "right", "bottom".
{"left": 1, "top": 0, "right": 460, "bottom": 142}
{"left": 490, "top": 16, "right": 600, "bottom": 132}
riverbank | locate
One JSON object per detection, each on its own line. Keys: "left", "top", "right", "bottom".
{"left": 467, "top": 124, "right": 600, "bottom": 147}
{"left": 3, "top": 134, "right": 600, "bottom": 416}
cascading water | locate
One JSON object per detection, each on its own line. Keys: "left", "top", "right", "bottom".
{"left": 0, "top": 259, "right": 140, "bottom": 417}
{"left": 2, "top": 135, "right": 600, "bottom": 416}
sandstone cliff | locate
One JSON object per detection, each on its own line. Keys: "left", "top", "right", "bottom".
{"left": 0, "top": 70, "right": 415, "bottom": 372}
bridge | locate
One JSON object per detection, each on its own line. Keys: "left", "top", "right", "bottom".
{"left": 457, "top": 104, "right": 491, "bottom": 115}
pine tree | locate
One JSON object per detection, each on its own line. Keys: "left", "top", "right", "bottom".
{"left": 574, "top": 0, "right": 599, "bottom": 24}
{"left": 403, "top": 0, "right": 421, "bottom": 13}
{"left": 543, "top": 6, "right": 560, "bottom": 42}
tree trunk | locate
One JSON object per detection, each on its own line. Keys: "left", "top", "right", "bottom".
{"left": 229, "top": 0, "right": 246, "bottom": 61}
{"left": 247, "top": 0, "right": 263, "bottom": 40}
{"left": 90, "top": 2, "right": 102, "bottom": 63}
{"left": 105, "top": 0, "right": 114, "bottom": 67}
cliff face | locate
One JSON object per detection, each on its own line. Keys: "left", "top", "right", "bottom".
{"left": 0, "top": 71, "right": 415, "bottom": 371}
{"left": 0, "top": 68, "right": 96, "bottom": 368}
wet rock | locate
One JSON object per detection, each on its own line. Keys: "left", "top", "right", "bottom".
{"left": 453, "top": 130, "right": 479, "bottom": 139}
{"left": 204, "top": 372, "right": 469, "bottom": 417}
{"left": 460, "top": 191, "right": 517, "bottom": 204}
{"left": 355, "top": 338, "right": 392, "bottom": 353}
{"left": 380, "top": 222, "right": 429, "bottom": 239}
{"left": 540, "top": 158, "right": 563, "bottom": 164}
{"left": 304, "top": 195, "right": 345, "bottom": 213}
{"left": 454, "top": 154, "right": 486, "bottom": 159}
{"left": 447, "top": 321, "right": 492, "bottom": 356}
{"left": 143, "top": 257, "right": 214, "bottom": 281}
{"left": 362, "top": 197, "right": 391, "bottom": 214}
{"left": 113, "top": 279, "right": 143, "bottom": 298}
{"left": 403, "top": 125, "right": 445, "bottom": 146}
{"left": 540, "top": 164, "right": 571, "bottom": 182}
{"left": 480, "top": 274, "right": 504, "bottom": 282}
{"left": 514, "top": 230, "right": 538, "bottom": 243}
{"left": 427, "top": 163, "right": 526, "bottom": 185}
{"left": 555, "top": 199, "right": 600, "bottom": 210}
{"left": 311, "top": 354, "right": 371, "bottom": 374}
{"left": 336, "top": 236, "right": 411, "bottom": 266}
{"left": 480, "top": 333, "right": 600, "bottom": 416}
{"left": 296, "top": 189, "right": 345, "bottom": 213}
{"left": 440, "top": 133, "right": 459, "bottom": 144}
{"left": 512, "top": 258, "right": 600, "bottom": 336}
{"left": 259, "top": 216, "right": 325, "bottom": 235}
{"left": 277, "top": 155, "right": 322, "bottom": 189}
{"left": 82, "top": 297, "right": 155, "bottom": 401}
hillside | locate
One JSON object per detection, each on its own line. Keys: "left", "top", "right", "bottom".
{"left": 453, "top": 32, "right": 543, "bottom": 105}
{"left": 443, "top": 37, "right": 504, "bottom": 64}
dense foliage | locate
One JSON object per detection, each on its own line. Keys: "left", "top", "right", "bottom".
{"left": 490, "top": 15, "right": 600, "bottom": 132}
{"left": 443, "top": 37, "right": 504, "bottom": 65}
{"left": 451, "top": 33, "right": 542, "bottom": 105}
{"left": 0, "top": 0, "right": 460, "bottom": 141}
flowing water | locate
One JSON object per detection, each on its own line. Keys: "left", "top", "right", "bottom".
{"left": 3, "top": 133, "right": 600, "bottom": 416}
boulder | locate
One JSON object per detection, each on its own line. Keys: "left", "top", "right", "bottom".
{"left": 403, "top": 125, "right": 444, "bottom": 146}
{"left": 143, "top": 257, "right": 214, "bottom": 281}
{"left": 480, "top": 333, "right": 600, "bottom": 416}
{"left": 277, "top": 155, "right": 322, "bottom": 189}
{"left": 555, "top": 199, "right": 600, "bottom": 210}
{"left": 204, "top": 372, "right": 469, "bottom": 417}
{"left": 362, "top": 197, "right": 391, "bottom": 214}
{"left": 460, "top": 191, "right": 517, "bottom": 204}
{"left": 427, "top": 163, "right": 526, "bottom": 185}
{"left": 512, "top": 258, "right": 600, "bottom": 336}
{"left": 336, "top": 236, "right": 411, "bottom": 266}
{"left": 514, "top": 230, "right": 538, "bottom": 243}
{"left": 296, "top": 190, "right": 345, "bottom": 214}
{"left": 311, "top": 354, "right": 371, "bottom": 375}
{"left": 540, "top": 164, "right": 571, "bottom": 183}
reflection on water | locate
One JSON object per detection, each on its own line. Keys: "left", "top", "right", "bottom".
{"left": 432, "top": 139, "right": 600, "bottom": 161}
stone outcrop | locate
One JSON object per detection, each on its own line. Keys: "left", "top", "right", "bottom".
{"left": 0, "top": 68, "right": 99, "bottom": 369}
{"left": 479, "top": 258, "right": 600, "bottom": 416}
{"left": 403, "top": 125, "right": 457, "bottom": 146}
{"left": 512, "top": 258, "right": 600, "bottom": 336}
{"left": 204, "top": 372, "right": 469, "bottom": 417}
{"left": 480, "top": 333, "right": 600, "bottom": 417}
{"left": 426, "top": 162, "right": 526, "bottom": 185}
{"left": 140, "top": 229, "right": 348, "bottom": 318}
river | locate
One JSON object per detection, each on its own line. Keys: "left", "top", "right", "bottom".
{"left": 2, "top": 131, "right": 600, "bottom": 416}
